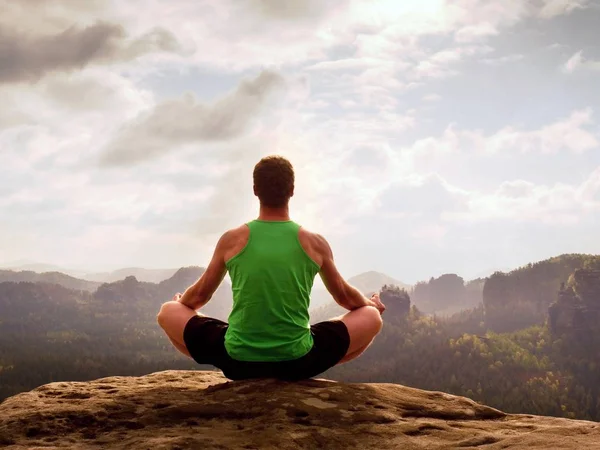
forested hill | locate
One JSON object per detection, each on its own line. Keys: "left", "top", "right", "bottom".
{"left": 0, "top": 270, "right": 101, "bottom": 292}
{"left": 410, "top": 274, "right": 484, "bottom": 315}
{"left": 0, "top": 267, "right": 232, "bottom": 401}
{"left": 325, "top": 268, "right": 600, "bottom": 421}
{"left": 81, "top": 267, "right": 181, "bottom": 284}
{"left": 1, "top": 254, "right": 599, "bottom": 422}
{"left": 483, "top": 254, "right": 600, "bottom": 332}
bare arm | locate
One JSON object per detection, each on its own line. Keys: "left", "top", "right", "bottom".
{"left": 316, "top": 234, "right": 377, "bottom": 311}
{"left": 177, "top": 232, "right": 229, "bottom": 310}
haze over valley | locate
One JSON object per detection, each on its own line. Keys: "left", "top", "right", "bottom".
{"left": 2, "top": 253, "right": 599, "bottom": 422}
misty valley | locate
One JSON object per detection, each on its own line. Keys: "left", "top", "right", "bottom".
{"left": 0, "top": 253, "right": 599, "bottom": 422}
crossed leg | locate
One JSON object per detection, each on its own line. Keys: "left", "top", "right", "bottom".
{"left": 158, "top": 301, "right": 382, "bottom": 366}
{"left": 335, "top": 305, "right": 383, "bottom": 365}
{"left": 157, "top": 301, "right": 204, "bottom": 358}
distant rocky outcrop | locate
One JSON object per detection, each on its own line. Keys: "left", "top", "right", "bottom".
{"left": 483, "top": 254, "right": 600, "bottom": 333}
{"left": 311, "top": 277, "right": 411, "bottom": 323}
{"left": 411, "top": 274, "right": 483, "bottom": 316}
{"left": 380, "top": 284, "right": 411, "bottom": 317}
{"left": 549, "top": 269, "right": 600, "bottom": 335}
{"left": 1, "top": 370, "right": 599, "bottom": 449}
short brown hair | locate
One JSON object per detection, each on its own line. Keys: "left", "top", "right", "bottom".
{"left": 253, "top": 155, "right": 294, "bottom": 208}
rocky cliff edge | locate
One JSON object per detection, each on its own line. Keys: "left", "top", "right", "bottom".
{"left": 1, "top": 370, "right": 599, "bottom": 449}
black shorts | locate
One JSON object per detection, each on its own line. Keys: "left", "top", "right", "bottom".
{"left": 183, "top": 315, "right": 350, "bottom": 381}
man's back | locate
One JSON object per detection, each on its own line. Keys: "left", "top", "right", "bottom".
{"left": 224, "top": 220, "right": 320, "bottom": 362}
{"left": 157, "top": 155, "right": 384, "bottom": 381}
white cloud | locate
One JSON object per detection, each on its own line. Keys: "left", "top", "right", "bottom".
{"left": 452, "top": 169, "right": 600, "bottom": 225}
{"left": 563, "top": 50, "right": 600, "bottom": 73}
{"left": 101, "top": 0, "right": 587, "bottom": 74}
{"left": 412, "top": 224, "right": 448, "bottom": 243}
{"left": 564, "top": 50, "right": 584, "bottom": 73}
{"left": 455, "top": 23, "right": 499, "bottom": 43}
{"left": 481, "top": 54, "right": 525, "bottom": 66}
{"left": 486, "top": 109, "right": 598, "bottom": 154}
{"left": 374, "top": 169, "right": 600, "bottom": 228}
{"left": 422, "top": 93, "right": 442, "bottom": 102}
{"left": 0, "top": 69, "right": 154, "bottom": 171}
{"left": 403, "top": 109, "right": 598, "bottom": 168}
{"left": 538, "top": 0, "right": 589, "bottom": 19}
{"left": 413, "top": 45, "right": 493, "bottom": 80}
{"left": 1, "top": 0, "right": 599, "bottom": 275}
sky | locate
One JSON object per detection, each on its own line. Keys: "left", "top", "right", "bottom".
{"left": 1, "top": 0, "right": 600, "bottom": 284}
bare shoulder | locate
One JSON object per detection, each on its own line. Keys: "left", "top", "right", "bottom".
{"left": 300, "top": 227, "right": 331, "bottom": 249}
{"left": 220, "top": 224, "right": 250, "bottom": 261}
{"left": 223, "top": 224, "right": 250, "bottom": 240}
{"left": 298, "top": 227, "right": 330, "bottom": 267}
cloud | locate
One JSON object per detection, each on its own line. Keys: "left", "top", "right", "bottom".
{"left": 0, "top": 0, "right": 108, "bottom": 32}
{"left": 562, "top": 50, "right": 600, "bottom": 73}
{"left": 413, "top": 45, "right": 493, "bottom": 80}
{"left": 481, "top": 54, "right": 525, "bottom": 66}
{"left": 373, "top": 169, "right": 600, "bottom": 229}
{"left": 538, "top": 0, "right": 589, "bottom": 19}
{"left": 100, "top": 70, "right": 286, "bottom": 166}
{"left": 2, "top": 0, "right": 600, "bottom": 276}
{"left": 105, "top": 0, "right": 584, "bottom": 74}
{"left": 486, "top": 109, "right": 598, "bottom": 154}
{"left": 455, "top": 23, "right": 499, "bottom": 43}
{"left": 0, "top": 68, "right": 154, "bottom": 172}
{"left": 563, "top": 50, "right": 584, "bottom": 73}
{"left": 422, "top": 94, "right": 442, "bottom": 102}
{"left": 305, "top": 58, "right": 384, "bottom": 73}
{"left": 244, "top": 0, "right": 347, "bottom": 20}
{"left": 405, "top": 109, "right": 598, "bottom": 164}
{"left": 452, "top": 168, "right": 600, "bottom": 225}
{"left": 376, "top": 174, "right": 470, "bottom": 221}
{"left": 0, "top": 22, "right": 182, "bottom": 84}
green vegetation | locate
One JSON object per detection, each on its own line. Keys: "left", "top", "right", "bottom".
{"left": 0, "top": 269, "right": 230, "bottom": 401}
{"left": 483, "top": 254, "right": 600, "bottom": 332}
{"left": 0, "top": 254, "right": 599, "bottom": 423}
{"left": 326, "top": 307, "right": 600, "bottom": 421}
{"left": 411, "top": 273, "right": 483, "bottom": 315}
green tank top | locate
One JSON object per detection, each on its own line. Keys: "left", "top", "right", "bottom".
{"left": 224, "top": 220, "right": 320, "bottom": 362}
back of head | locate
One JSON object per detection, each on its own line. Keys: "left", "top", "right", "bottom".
{"left": 253, "top": 155, "right": 295, "bottom": 208}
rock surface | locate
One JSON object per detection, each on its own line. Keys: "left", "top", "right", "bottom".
{"left": 1, "top": 370, "right": 599, "bottom": 449}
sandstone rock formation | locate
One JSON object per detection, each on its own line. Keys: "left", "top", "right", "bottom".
{"left": 1, "top": 370, "right": 599, "bottom": 449}
{"left": 380, "top": 284, "right": 411, "bottom": 317}
{"left": 549, "top": 269, "right": 600, "bottom": 335}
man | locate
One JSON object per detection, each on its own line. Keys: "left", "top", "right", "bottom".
{"left": 157, "top": 155, "right": 385, "bottom": 380}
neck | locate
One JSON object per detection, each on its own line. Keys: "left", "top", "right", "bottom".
{"left": 258, "top": 204, "right": 290, "bottom": 221}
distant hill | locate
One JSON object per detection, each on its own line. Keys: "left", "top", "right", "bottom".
{"left": 347, "top": 271, "right": 411, "bottom": 293}
{"left": 0, "top": 261, "right": 184, "bottom": 284}
{"left": 483, "top": 253, "right": 600, "bottom": 332}
{"left": 410, "top": 274, "right": 484, "bottom": 316}
{"left": 0, "top": 266, "right": 233, "bottom": 401}
{"left": 81, "top": 268, "right": 181, "bottom": 284}
{"left": 0, "top": 262, "right": 77, "bottom": 274}
{"left": 0, "top": 270, "right": 101, "bottom": 292}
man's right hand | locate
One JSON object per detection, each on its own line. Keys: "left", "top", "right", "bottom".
{"left": 368, "top": 293, "right": 386, "bottom": 315}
